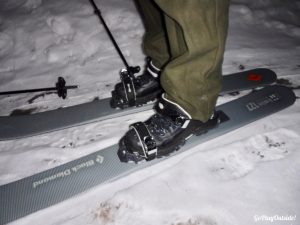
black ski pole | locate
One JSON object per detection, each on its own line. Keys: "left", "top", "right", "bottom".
{"left": 88, "top": 0, "right": 140, "bottom": 75}
{"left": 0, "top": 77, "right": 78, "bottom": 99}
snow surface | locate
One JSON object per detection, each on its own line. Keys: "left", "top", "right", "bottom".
{"left": 0, "top": 0, "right": 300, "bottom": 224}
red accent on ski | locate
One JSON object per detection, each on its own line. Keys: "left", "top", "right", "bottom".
{"left": 248, "top": 73, "right": 263, "bottom": 81}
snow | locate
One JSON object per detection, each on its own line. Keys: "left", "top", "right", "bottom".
{"left": 0, "top": 0, "right": 299, "bottom": 224}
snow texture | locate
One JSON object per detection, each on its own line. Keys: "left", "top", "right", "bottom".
{"left": 0, "top": 0, "right": 299, "bottom": 224}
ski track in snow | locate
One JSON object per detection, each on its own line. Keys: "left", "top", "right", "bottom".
{"left": 0, "top": 0, "right": 300, "bottom": 225}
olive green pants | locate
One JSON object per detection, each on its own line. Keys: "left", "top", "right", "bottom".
{"left": 135, "top": 0, "right": 230, "bottom": 122}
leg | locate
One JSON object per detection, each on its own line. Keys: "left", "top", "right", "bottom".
{"left": 118, "top": 0, "right": 230, "bottom": 162}
{"left": 111, "top": 0, "right": 171, "bottom": 108}
{"left": 134, "top": 0, "right": 170, "bottom": 68}
{"left": 155, "top": 0, "right": 230, "bottom": 122}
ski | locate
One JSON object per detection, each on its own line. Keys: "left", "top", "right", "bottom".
{"left": 0, "top": 68, "right": 277, "bottom": 141}
{"left": 0, "top": 85, "right": 295, "bottom": 225}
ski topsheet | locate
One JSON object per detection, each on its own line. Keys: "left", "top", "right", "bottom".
{"left": 0, "top": 68, "right": 277, "bottom": 141}
{"left": 0, "top": 85, "right": 295, "bottom": 225}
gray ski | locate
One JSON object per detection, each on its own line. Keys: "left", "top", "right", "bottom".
{"left": 0, "top": 68, "right": 277, "bottom": 141}
{"left": 0, "top": 85, "right": 295, "bottom": 225}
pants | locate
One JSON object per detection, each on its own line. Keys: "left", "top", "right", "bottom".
{"left": 135, "top": 0, "right": 230, "bottom": 122}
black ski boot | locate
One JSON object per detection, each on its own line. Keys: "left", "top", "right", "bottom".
{"left": 118, "top": 94, "right": 221, "bottom": 163}
{"left": 110, "top": 58, "right": 162, "bottom": 108}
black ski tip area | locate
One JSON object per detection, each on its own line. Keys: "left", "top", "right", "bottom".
{"left": 225, "top": 68, "right": 277, "bottom": 80}
{"left": 274, "top": 85, "right": 296, "bottom": 105}
{"left": 221, "top": 68, "right": 278, "bottom": 95}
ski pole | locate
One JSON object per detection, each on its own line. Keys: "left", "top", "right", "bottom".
{"left": 88, "top": 0, "right": 140, "bottom": 75}
{"left": 0, "top": 77, "right": 78, "bottom": 99}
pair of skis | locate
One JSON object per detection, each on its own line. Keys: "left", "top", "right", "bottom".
{"left": 0, "top": 67, "right": 297, "bottom": 225}
{"left": 0, "top": 1, "right": 297, "bottom": 224}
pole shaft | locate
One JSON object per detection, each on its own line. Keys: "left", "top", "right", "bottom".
{"left": 89, "top": 0, "right": 130, "bottom": 69}
{"left": 0, "top": 86, "right": 78, "bottom": 96}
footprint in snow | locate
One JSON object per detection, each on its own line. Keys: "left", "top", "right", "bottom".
{"left": 95, "top": 201, "right": 219, "bottom": 225}
{"left": 46, "top": 16, "right": 75, "bottom": 41}
{"left": 208, "top": 128, "right": 299, "bottom": 181}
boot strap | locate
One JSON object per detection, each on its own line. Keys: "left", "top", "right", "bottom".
{"left": 130, "top": 122, "right": 157, "bottom": 161}
{"left": 155, "top": 95, "right": 191, "bottom": 128}
{"left": 120, "top": 69, "right": 136, "bottom": 106}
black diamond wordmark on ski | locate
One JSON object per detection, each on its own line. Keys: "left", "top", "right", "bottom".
{"left": 0, "top": 85, "right": 295, "bottom": 225}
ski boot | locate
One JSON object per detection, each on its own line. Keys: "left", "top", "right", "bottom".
{"left": 118, "top": 94, "right": 221, "bottom": 163}
{"left": 110, "top": 58, "right": 163, "bottom": 108}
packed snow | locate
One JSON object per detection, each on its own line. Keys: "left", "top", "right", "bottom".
{"left": 0, "top": 0, "right": 299, "bottom": 224}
